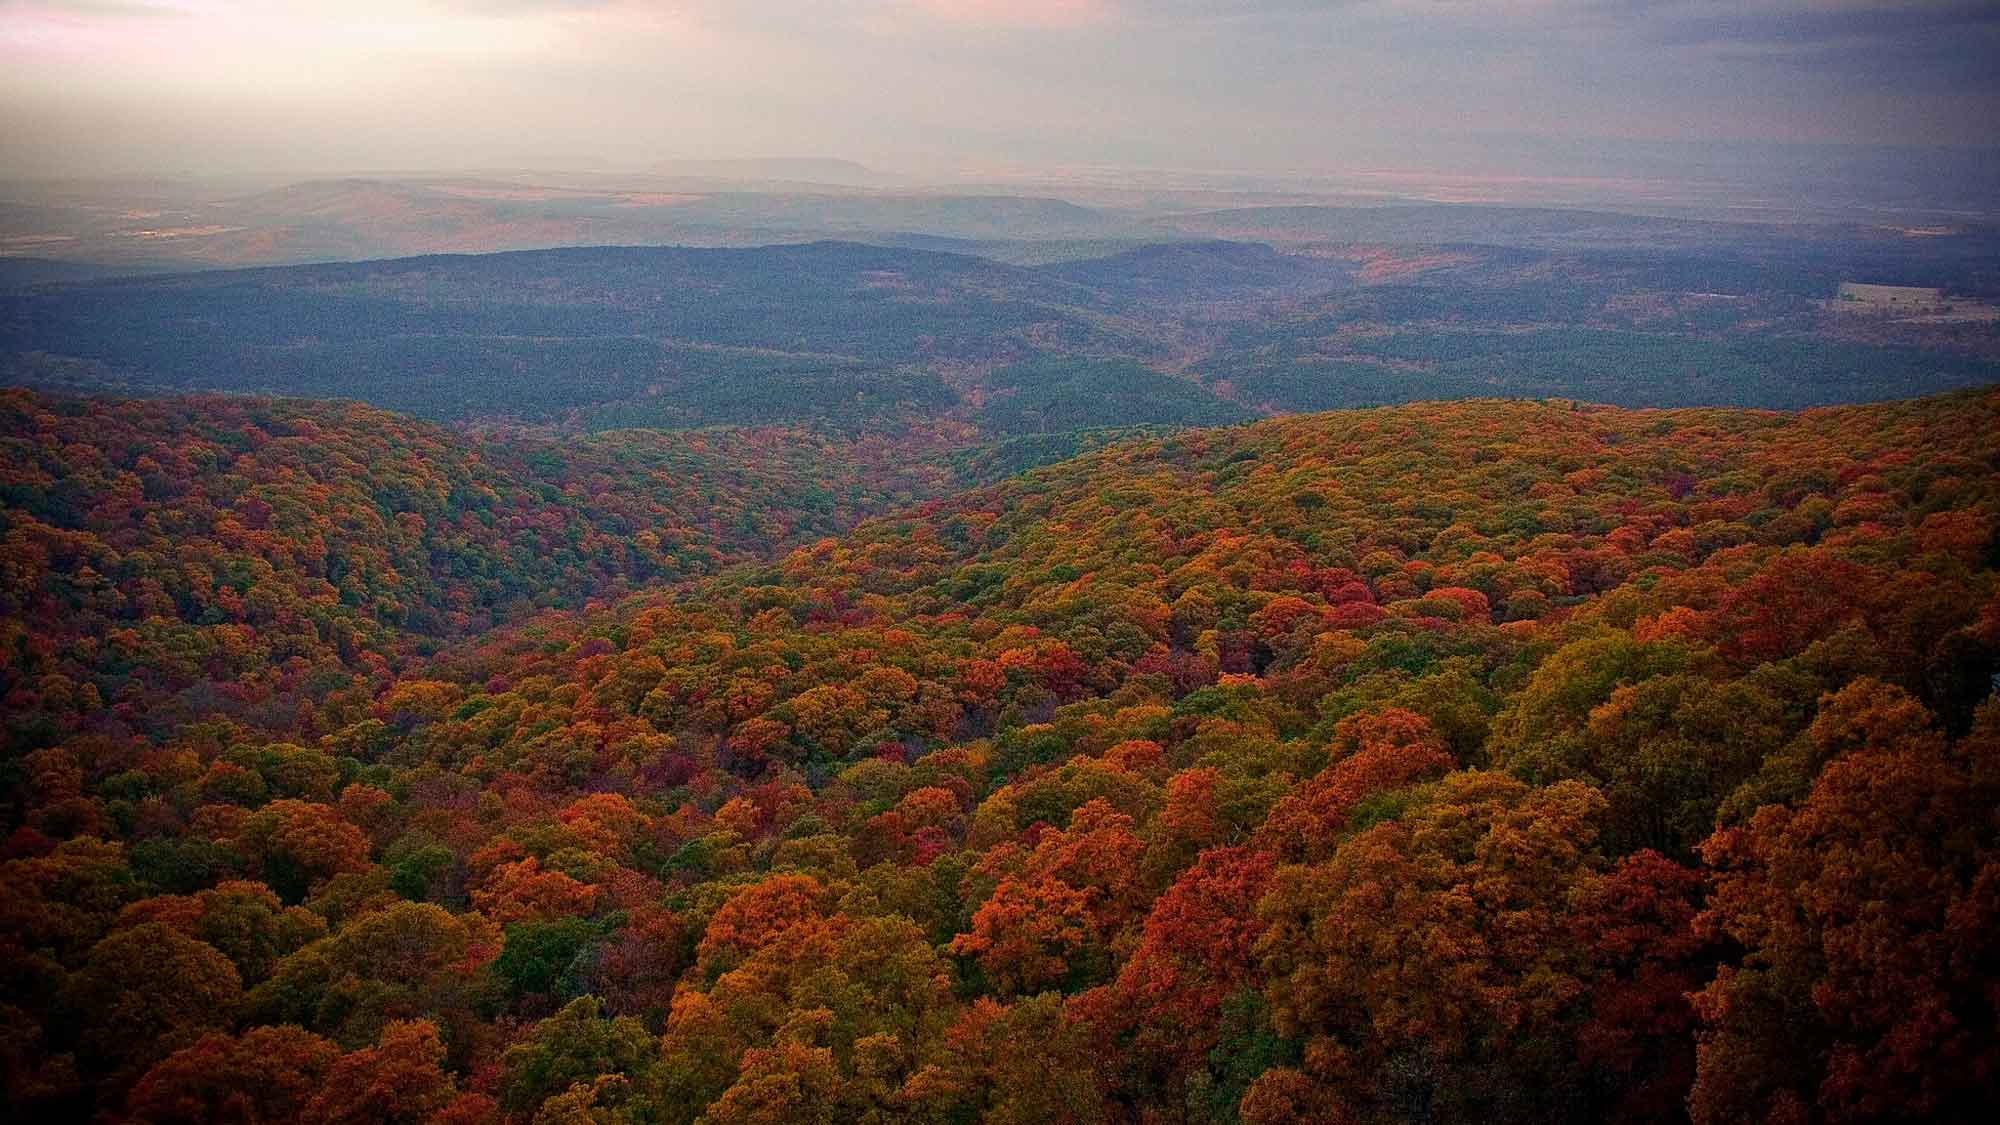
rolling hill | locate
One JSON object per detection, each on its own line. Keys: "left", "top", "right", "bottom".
{"left": 6, "top": 239, "right": 1997, "bottom": 431}
{"left": 2, "top": 387, "right": 1996, "bottom": 1122}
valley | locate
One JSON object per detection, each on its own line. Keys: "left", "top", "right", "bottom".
{"left": 7, "top": 231, "right": 1997, "bottom": 434}
{"left": 9, "top": 2, "right": 2000, "bottom": 1120}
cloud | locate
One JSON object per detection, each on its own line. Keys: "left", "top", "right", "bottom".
{"left": 8, "top": 0, "right": 213, "bottom": 12}
{"left": 911, "top": 0, "right": 1109, "bottom": 25}
{"left": 1643, "top": 0, "right": 2000, "bottom": 46}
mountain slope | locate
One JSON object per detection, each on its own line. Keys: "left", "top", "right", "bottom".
{"left": 0, "top": 390, "right": 977, "bottom": 748}
{"left": 5, "top": 388, "right": 1997, "bottom": 1122}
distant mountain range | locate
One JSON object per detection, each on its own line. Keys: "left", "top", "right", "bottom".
{"left": 646, "top": 157, "right": 891, "bottom": 186}
{"left": 8, "top": 173, "right": 1998, "bottom": 281}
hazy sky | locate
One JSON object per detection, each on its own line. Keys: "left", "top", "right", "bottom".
{"left": 2, "top": 1, "right": 1996, "bottom": 178}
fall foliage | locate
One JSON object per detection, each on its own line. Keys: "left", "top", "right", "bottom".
{"left": 5, "top": 385, "right": 1999, "bottom": 1122}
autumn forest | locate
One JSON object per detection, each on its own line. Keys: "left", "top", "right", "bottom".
{"left": 12, "top": 0, "right": 2000, "bottom": 1113}
{"left": 3, "top": 372, "right": 1997, "bottom": 1123}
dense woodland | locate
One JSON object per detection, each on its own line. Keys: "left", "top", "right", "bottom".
{"left": 4, "top": 384, "right": 1999, "bottom": 1123}
{"left": 0, "top": 389, "right": 1018, "bottom": 752}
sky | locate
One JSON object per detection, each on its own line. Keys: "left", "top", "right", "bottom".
{"left": 1, "top": 0, "right": 1997, "bottom": 180}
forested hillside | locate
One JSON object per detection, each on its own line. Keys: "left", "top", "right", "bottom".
{"left": 4, "top": 388, "right": 1999, "bottom": 1123}
{"left": 0, "top": 391, "right": 983, "bottom": 754}
{"left": 8, "top": 240, "right": 1996, "bottom": 431}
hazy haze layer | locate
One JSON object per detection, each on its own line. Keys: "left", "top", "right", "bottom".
{"left": 3, "top": 1, "right": 1997, "bottom": 185}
